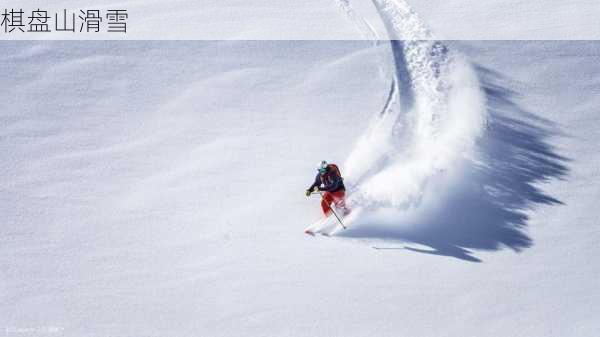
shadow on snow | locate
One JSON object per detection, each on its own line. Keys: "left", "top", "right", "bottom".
{"left": 340, "top": 60, "right": 570, "bottom": 263}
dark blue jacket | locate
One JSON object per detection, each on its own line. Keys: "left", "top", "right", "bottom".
{"left": 308, "top": 167, "right": 345, "bottom": 193}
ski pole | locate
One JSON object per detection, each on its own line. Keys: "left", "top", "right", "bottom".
{"left": 314, "top": 191, "right": 346, "bottom": 229}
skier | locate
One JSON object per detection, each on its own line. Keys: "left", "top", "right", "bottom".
{"left": 305, "top": 160, "right": 351, "bottom": 217}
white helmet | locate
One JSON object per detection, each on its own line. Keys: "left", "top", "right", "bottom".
{"left": 317, "top": 160, "right": 328, "bottom": 173}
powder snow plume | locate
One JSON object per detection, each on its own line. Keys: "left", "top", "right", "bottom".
{"left": 343, "top": 0, "right": 486, "bottom": 212}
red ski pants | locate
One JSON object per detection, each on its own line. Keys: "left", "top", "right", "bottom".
{"left": 321, "top": 190, "right": 348, "bottom": 216}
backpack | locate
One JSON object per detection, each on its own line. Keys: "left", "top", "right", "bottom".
{"left": 328, "top": 164, "right": 342, "bottom": 178}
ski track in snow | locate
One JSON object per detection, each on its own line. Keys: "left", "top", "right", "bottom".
{"left": 331, "top": 1, "right": 567, "bottom": 263}
{"left": 337, "top": 0, "right": 486, "bottom": 220}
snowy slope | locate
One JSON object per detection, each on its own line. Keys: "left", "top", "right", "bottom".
{"left": 409, "top": 0, "right": 600, "bottom": 40}
{"left": 0, "top": 40, "right": 389, "bottom": 336}
{"left": 2, "top": 1, "right": 600, "bottom": 337}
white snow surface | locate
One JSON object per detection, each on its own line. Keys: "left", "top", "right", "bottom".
{"left": 2, "top": 1, "right": 600, "bottom": 337}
